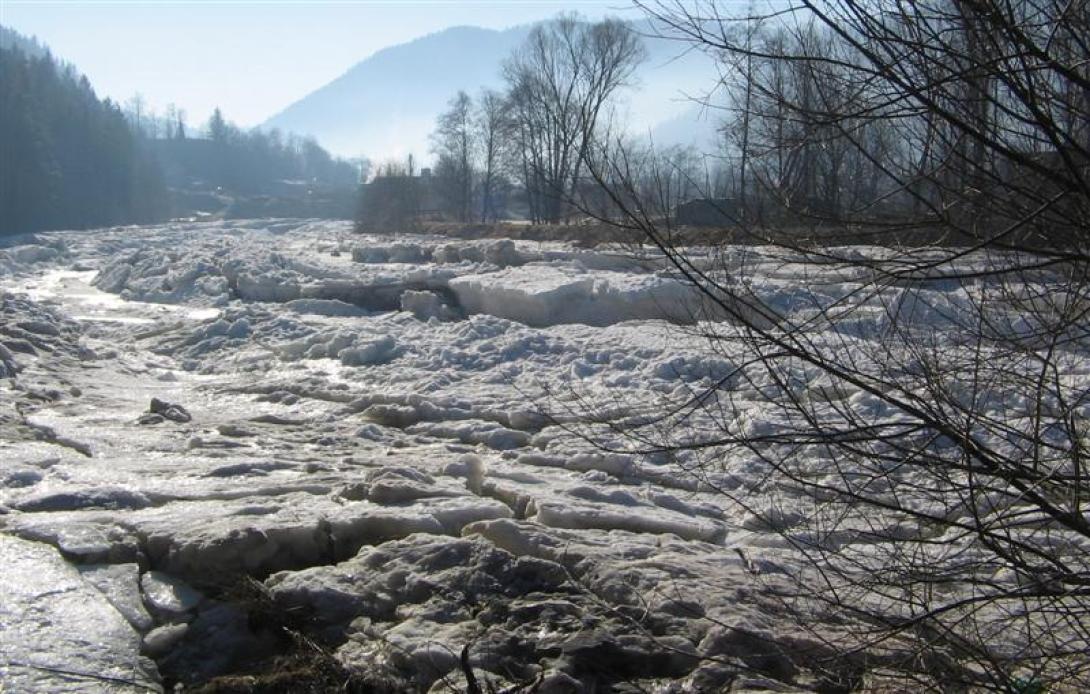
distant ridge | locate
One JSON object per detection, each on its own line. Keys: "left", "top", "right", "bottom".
{"left": 263, "top": 22, "right": 719, "bottom": 161}
{"left": 263, "top": 25, "right": 531, "bottom": 161}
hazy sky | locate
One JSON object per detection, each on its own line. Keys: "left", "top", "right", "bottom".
{"left": 0, "top": 1, "right": 628, "bottom": 128}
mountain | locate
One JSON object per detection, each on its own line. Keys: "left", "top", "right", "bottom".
{"left": 649, "top": 102, "right": 724, "bottom": 154}
{"left": 264, "top": 25, "right": 530, "bottom": 162}
{"left": 263, "top": 22, "right": 721, "bottom": 162}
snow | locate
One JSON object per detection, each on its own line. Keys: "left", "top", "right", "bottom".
{"left": 2, "top": 218, "right": 1086, "bottom": 689}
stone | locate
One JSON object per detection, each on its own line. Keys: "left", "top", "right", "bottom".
{"left": 149, "top": 397, "right": 192, "bottom": 423}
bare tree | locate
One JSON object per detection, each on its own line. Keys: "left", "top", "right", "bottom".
{"left": 561, "top": 0, "right": 1090, "bottom": 688}
{"left": 732, "top": 4, "right": 760, "bottom": 216}
{"left": 503, "top": 14, "right": 646, "bottom": 223}
{"left": 355, "top": 156, "right": 422, "bottom": 233}
{"left": 432, "top": 91, "right": 475, "bottom": 222}
{"left": 124, "top": 93, "right": 151, "bottom": 138}
{"left": 474, "top": 88, "right": 509, "bottom": 223}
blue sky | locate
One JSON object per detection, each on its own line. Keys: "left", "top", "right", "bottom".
{"left": 0, "top": 1, "right": 626, "bottom": 128}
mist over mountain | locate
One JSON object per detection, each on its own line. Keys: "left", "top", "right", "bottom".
{"left": 263, "top": 22, "right": 720, "bottom": 162}
{"left": 264, "top": 26, "right": 529, "bottom": 162}
{"left": 0, "top": 25, "right": 49, "bottom": 59}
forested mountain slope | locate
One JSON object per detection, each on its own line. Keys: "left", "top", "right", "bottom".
{"left": 0, "top": 30, "right": 167, "bottom": 236}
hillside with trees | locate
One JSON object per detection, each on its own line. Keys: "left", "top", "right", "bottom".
{"left": 0, "top": 37, "right": 168, "bottom": 236}
{"left": 130, "top": 106, "right": 363, "bottom": 219}
{"left": 0, "top": 25, "right": 363, "bottom": 234}
{"left": 132, "top": 106, "right": 361, "bottom": 193}
{"left": 0, "top": 25, "right": 48, "bottom": 58}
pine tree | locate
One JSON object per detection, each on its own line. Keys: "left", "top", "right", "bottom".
{"left": 0, "top": 40, "right": 168, "bottom": 236}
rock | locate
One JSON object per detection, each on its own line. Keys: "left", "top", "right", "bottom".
{"left": 149, "top": 397, "right": 192, "bottom": 423}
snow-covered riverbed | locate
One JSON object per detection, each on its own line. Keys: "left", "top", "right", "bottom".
{"left": 3, "top": 219, "right": 1081, "bottom": 692}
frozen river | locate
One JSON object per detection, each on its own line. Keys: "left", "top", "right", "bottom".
{"left": 3, "top": 219, "right": 1082, "bottom": 691}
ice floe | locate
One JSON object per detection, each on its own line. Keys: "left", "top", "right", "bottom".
{"left": 3, "top": 219, "right": 1087, "bottom": 690}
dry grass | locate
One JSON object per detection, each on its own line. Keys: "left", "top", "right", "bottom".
{"left": 411, "top": 220, "right": 978, "bottom": 249}
{"left": 184, "top": 644, "right": 384, "bottom": 694}
{"left": 162, "top": 576, "right": 405, "bottom": 694}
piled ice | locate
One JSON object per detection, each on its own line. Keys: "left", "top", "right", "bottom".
{"left": 0, "top": 234, "right": 68, "bottom": 276}
{"left": 3, "top": 219, "right": 1081, "bottom": 691}
{"left": 449, "top": 264, "right": 702, "bottom": 327}
{"left": 0, "top": 292, "right": 87, "bottom": 378}
{"left": 265, "top": 532, "right": 728, "bottom": 690}
{"left": 84, "top": 222, "right": 724, "bottom": 327}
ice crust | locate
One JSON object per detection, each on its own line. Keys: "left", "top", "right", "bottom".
{"left": 0, "top": 534, "right": 161, "bottom": 692}
{"left": 3, "top": 219, "right": 1082, "bottom": 690}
